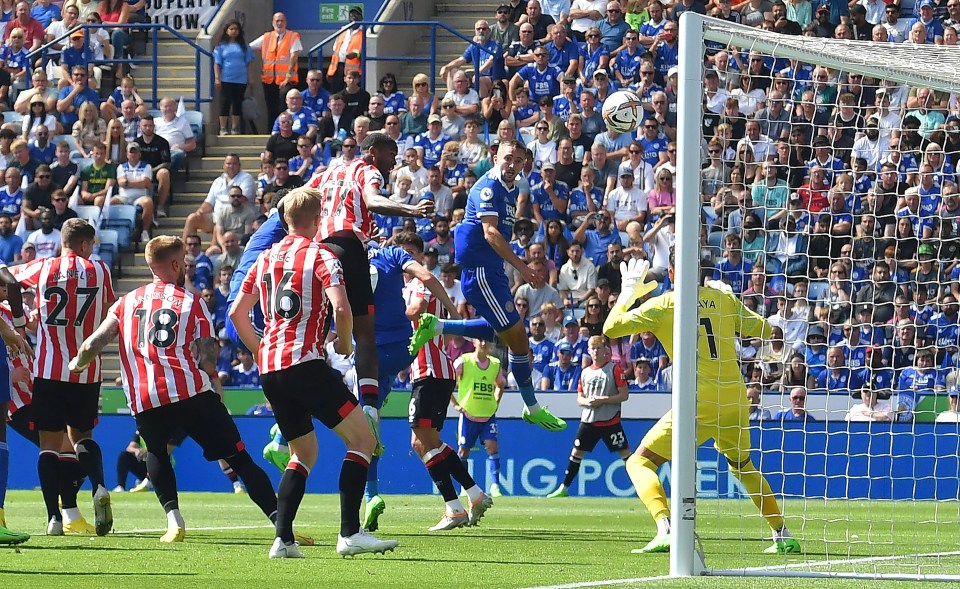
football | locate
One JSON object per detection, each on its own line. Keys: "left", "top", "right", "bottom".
{"left": 601, "top": 89, "right": 645, "bottom": 134}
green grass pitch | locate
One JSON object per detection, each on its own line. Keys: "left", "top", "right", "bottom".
{"left": 2, "top": 491, "right": 958, "bottom": 588}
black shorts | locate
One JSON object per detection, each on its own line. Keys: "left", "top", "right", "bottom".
{"left": 9, "top": 405, "right": 39, "bottom": 447}
{"left": 574, "top": 420, "right": 629, "bottom": 453}
{"left": 135, "top": 391, "right": 245, "bottom": 462}
{"left": 260, "top": 359, "right": 358, "bottom": 440}
{"left": 321, "top": 230, "right": 374, "bottom": 317}
{"left": 32, "top": 378, "right": 101, "bottom": 433}
{"left": 409, "top": 377, "right": 454, "bottom": 431}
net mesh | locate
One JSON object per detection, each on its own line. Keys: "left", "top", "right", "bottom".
{"left": 686, "top": 17, "right": 960, "bottom": 579}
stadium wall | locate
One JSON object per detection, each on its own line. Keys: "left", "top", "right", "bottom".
{"left": 8, "top": 418, "right": 960, "bottom": 499}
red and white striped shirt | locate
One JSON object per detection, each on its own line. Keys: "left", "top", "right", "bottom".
{"left": 241, "top": 235, "right": 343, "bottom": 374}
{"left": 308, "top": 158, "right": 384, "bottom": 242}
{"left": 14, "top": 253, "right": 115, "bottom": 383}
{"left": 0, "top": 303, "right": 32, "bottom": 419}
{"left": 111, "top": 281, "right": 213, "bottom": 415}
{"left": 404, "top": 277, "right": 455, "bottom": 381}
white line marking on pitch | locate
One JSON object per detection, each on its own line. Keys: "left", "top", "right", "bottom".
{"left": 517, "top": 550, "right": 960, "bottom": 588}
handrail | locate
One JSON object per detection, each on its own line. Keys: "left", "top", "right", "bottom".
{"left": 27, "top": 23, "right": 214, "bottom": 111}
{"left": 306, "top": 20, "right": 497, "bottom": 93}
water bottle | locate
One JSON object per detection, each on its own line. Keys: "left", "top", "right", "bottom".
{"left": 337, "top": 128, "right": 348, "bottom": 142}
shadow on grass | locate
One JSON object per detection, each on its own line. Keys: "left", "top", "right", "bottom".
{"left": 0, "top": 570, "right": 196, "bottom": 577}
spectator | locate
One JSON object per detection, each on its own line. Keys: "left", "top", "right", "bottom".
{"left": 365, "top": 94, "right": 387, "bottom": 131}
{"left": 104, "top": 118, "right": 127, "bottom": 164}
{"left": 211, "top": 184, "right": 256, "bottom": 253}
{"left": 101, "top": 74, "right": 148, "bottom": 122}
{"left": 516, "top": 259, "right": 563, "bottom": 316}
{"left": 399, "top": 95, "right": 428, "bottom": 138}
{"left": 213, "top": 20, "right": 255, "bottom": 136}
{"left": 4, "top": 1, "right": 44, "bottom": 50}
{"left": 935, "top": 375, "right": 960, "bottom": 422}
{"left": 117, "top": 99, "right": 141, "bottom": 142}
{"left": 49, "top": 141, "right": 79, "bottom": 195}
{"left": 773, "top": 386, "right": 816, "bottom": 421}
{"left": 509, "top": 45, "right": 563, "bottom": 105}
{"left": 316, "top": 93, "right": 351, "bottom": 153}
{"left": 606, "top": 163, "right": 647, "bottom": 231}
{"left": 185, "top": 234, "right": 213, "bottom": 290}
{"left": 154, "top": 96, "right": 195, "bottom": 173}
{"left": 341, "top": 69, "right": 370, "bottom": 124}
{"left": 20, "top": 162, "right": 54, "bottom": 231}
{"left": 49, "top": 189, "right": 77, "bottom": 230}
{"left": 114, "top": 143, "right": 153, "bottom": 241}
{"left": 521, "top": 0, "right": 557, "bottom": 42}
{"left": 558, "top": 240, "right": 598, "bottom": 306}
{"left": 540, "top": 340, "right": 581, "bottom": 390}
{"left": 78, "top": 141, "right": 114, "bottom": 207}
{"left": 0, "top": 212, "right": 21, "bottom": 263}
{"left": 0, "top": 166, "right": 21, "bottom": 219}
{"left": 134, "top": 114, "right": 171, "bottom": 215}
{"left": 746, "top": 385, "right": 771, "bottom": 420}
{"left": 439, "top": 19, "right": 502, "bottom": 98}
{"left": 182, "top": 153, "right": 256, "bottom": 239}
{"left": 529, "top": 315, "right": 556, "bottom": 382}
{"left": 214, "top": 230, "right": 243, "bottom": 276}
{"left": 438, "top": 262, "right": 467, "bottom": 316}
{"left": 289, "top": 135, "right": 322, "bottom": 180}
{"left": 26, "top": 207, "right": 59, "bottom": 258}
{"left": 262, "top": 158, "right": 304, "bottom": 194}
{"left": 14, "top": 69, "right": 56, "bottom": 115}
{"left": 573, "top": 209, "right": 621, "bottom": 266}
{"left": 324, "top": 6, "right": 362, "bottom": 94}
{"left": 377, "top": 72, "right": 404, "bottom": 116}
{"left": 895, "top": 348, "right": 941, "bottom": 421}
{"left": 57, "top": 65, "right": 100, "bottom": 129}
{"left": 229, "top": 347, "right": 261, "bottom": 388}
{"left": 250, "top": 11, "right": 301, "bottom": 123}
{"left": 72, "top": 100, "right": 106, "bottom": 159}
{"left": 98, "top": 0, "right": 130, "bottom": 77}
{"left": 413, "top": 115, "right": 450, "bottom": 169}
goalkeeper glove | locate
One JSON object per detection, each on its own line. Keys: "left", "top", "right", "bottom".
{"left": 615, "top": 258, "right": 657, "bottom": 309}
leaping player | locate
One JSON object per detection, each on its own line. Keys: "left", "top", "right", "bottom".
{"left": 409, "top": 139, "right": 566, "bottom": 432}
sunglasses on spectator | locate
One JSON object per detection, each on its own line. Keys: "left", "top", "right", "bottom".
{"left": 343, "top": 143, "right": 357, "bottom": 148}
{"left": 516, "top": 301, "right": 528, "bottom": 307}
{"left": 415, "top": 82, "right": 428, "bottom": 87}
{"left": 275, "top": 165, "right": 288, "bottom": 170}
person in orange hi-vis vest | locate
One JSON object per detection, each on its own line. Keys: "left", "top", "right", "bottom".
{"left": 250, "top": 12, "right": 303, "bottom": 124}
{"left": 326, "top": 6, "right": 364, "bottom": 95}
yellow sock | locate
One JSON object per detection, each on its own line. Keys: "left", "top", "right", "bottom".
{"left": 626, "top": 453, "right": 670, "bottom": 522}
{"left": 732, "top": 459, "right": 785, "bottom": 532}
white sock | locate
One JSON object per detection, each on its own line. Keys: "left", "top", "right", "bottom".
{"left": 463, "top": 485, "right": 483, "bottom": 503}
{"left": 445, "top": 499, "right": 466, "bottom": 514}
{"left": 657, "top": 517, "right": 671, "bottom": 536}
{"left": 63, "top": 507, "right": 81, "bottom": 523}
{"left": 167, "top": 509, "right": 185, "bottom": 529}
{"left": 526, "top": 402, "right": 541, "bottom": 414}
{"left": 363, "top": 405, "right": 379, "bottom": 422}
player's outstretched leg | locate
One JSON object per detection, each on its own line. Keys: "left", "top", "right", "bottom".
{"left": 729, "top": 457, "right": 800, "bottom": 554}
{"left": 626, "top": 449, "right": 672, "bottom": 554}
{"left": 408, "top": 314, "right": 496, "bottom": 355}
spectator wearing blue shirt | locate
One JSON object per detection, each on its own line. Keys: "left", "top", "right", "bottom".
{"left": 773, "top": 387, "right": 817, "bottom": 421}
{"left": 855, "top": 347, "right": 896, "bottom": 400}
{"left": 580, "top": 26, "right": 609, "bottom": 82}
{"left": 573, "top": 209, "right": 620, "bottom": 266}
{"left": 540, "top": 342, "right": 582, "bottom": 390}
{"left": 185, "top": 234, "right": 214, "bottom": 290}
{"left": 917, "top": 0, "right": 945, "bottom": 42}
{"left": 896, "top": 348, "right": 942, "bottom": 420}
{"left": 631, "top": 332, "right": 669, "bottom": 382}
{"left": 377, "top": 72, "right": 404, "bottom": 116}
{"left": 30, "top": 0, "right": 60, "bottom": 28}
{"left": 597, "top": 1, "right": 632, "bottom": 52}
{"left": 804, "top": 326, "right": 828, "bottom": 383}
{"left": 413, "top": 116, "right": 450, "bottom": 169}
{"left": 531, "top": 162, "right": 570, "bottom": 224}
{"left": 650, "top": 21, "right": 680, "bottom": 84}
{"left": 289, "top": 135, "right": 323, "bottom": 180}
{"left": 0, "top": 167, "right": 22, "bottom": 216}
{"left": 57, "top": 65, "right": 101, "bottom": 128}
{"left": 614, "top": 30, "right": 644, "bottom": 87}
{"left": 510, "top": 48, "right": 564, "bottom": 105}
{"left": 529, "top": 319, "right": 557, "bottom": 381}
{"left": 59, "top": 33, "right": 94, "bottom": 86}
{"left": 228, "top": 347, "right": 261, "bottom": 388}
{"left": 28, "top": 127, "right": 55, "bottom": 165}
{"left": 713, "top": 232, "right": 753, "bottom": 294}
{"left": 629, "top": 357, "right": 660, "bottom": 392}
{"left": 303, "top": 70, "right": 332, "bottom": 118}
{"left": 560, "top": 315, "right": 589, "bottom": 364}
{"left": 0, "top": 213, "right": 22, "bottom": 263}
{"left": 568, "top": 166, "right": 604, "bottom": 226}
{"left": 438, "top": 19, "right": 503, "bottom": 98}
{"left": 272, "top": 89, "right": 318, "bottom": 139}
{"left": 545, "top": 24, "right": 580, "bottom": 76}
{"left": 213, "top": 20, "right": 255, "bottom": 136}
{"left": 815, "top": 346, "right": 863, "bottom": 394}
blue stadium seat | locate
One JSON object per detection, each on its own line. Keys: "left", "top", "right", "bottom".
{"left": 3, "top": 111, "right": 22, "bottom": 125}
{"left": 104, "top": 204, "right": 137, "bottom": 249}
{"left": 184, "top": 110, "right": 205, "bottom": 156}
{"left": 97, "top": 228, "right": 119, "bottom": 272}
{"left": 73, "top": 205, "right": 102, "bottom": 228}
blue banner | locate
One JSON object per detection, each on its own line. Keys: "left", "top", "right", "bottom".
{"left": 7, "top": 417, "right": 960, "bottom": 499}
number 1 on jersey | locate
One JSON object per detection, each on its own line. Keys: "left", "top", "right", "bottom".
{"left": 699, "top": 317, "right": 719, "bottom": 360}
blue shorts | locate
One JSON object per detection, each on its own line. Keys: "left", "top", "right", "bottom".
{"left": 373, "top": 340, "right": 414, "bottom": 408}
{"left": 458, "top": 414, "right": 498, "bottom": 449}
{"left": 461, "top": 266, "right": 520, "bottom": 331}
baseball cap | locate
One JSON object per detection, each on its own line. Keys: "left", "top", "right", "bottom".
{"left": 634, "top": 356, "right": 652, "bottom": 364}
{"left": 816, "top": 5, "right": 830, "bottom": 13}
{"left": 562, "top": 74, "right": 577, "bottom": 83}
{"left": 812, "top": 135, "right": 830, "bottom": 148}
{"left": 427, "top": 114, "right": 442, "bottom": 124}
{"left": 540, "top": 161, "right": 556, "bottom": 171}
{"left": 593, "top": 68, "right": 608, "bottom": 78}
{"left": 597, "top": 278, "right": 610, "bottom": 288}
{"left": 497, "top": 3, "right": 512, "bottom": 11}
{"left": 919, "top": 0, "right": 934, "bottom": 9}
{"left": 126, "top": 143, "right": 140, "bottom": 152}
{"left": 918, "top": 243, "right": 936, "bottom": 257}
{"left": 70, "top": 30, "right": 85, "bottom": 40}
{"left": 557, "top": 341, "right": 573, "bottom": 353}
{"left": 424, "top": 246, "right": 439, "bottom": 255}
{"left": 808, "top": 326, "right": 826, "bottom": 339}
{"left": 618, "top": 163, "right": 634, "bottom": 177}
{"left": 349, "top": 6, "right": 363, "bottom": 17}
{"left": 563, "top": 314, "right": 578, "bottom": 326}
{"left": 667, "top": 66, "right": 678, "bottom": 78}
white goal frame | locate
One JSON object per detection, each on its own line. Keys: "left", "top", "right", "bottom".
{"left": 674, "top": 13, "right": 960, "bottom": 581}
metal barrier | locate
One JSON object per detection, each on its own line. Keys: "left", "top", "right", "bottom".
{"left": 27, "top": 23, "right": 214, "bottom": 111}
{"left": 306, "top": 20, "right": 497, "bottom": 92}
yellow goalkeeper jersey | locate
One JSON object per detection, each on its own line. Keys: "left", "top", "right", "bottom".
{"left": 604, "top": 285, "right": 772, "bottom": 407}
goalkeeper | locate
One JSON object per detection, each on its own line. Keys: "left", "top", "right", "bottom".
{"left": 604, "top": 249, "right": 799, "bottom": 555}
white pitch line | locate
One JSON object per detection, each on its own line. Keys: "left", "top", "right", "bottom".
{"left": 517, "top": 550, "right": 960, "bottom": 589}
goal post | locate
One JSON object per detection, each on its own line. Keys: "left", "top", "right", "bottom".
{"left": 673, "top": 12, "right": 960, "bottom": 581}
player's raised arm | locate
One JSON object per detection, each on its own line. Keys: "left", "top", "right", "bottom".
{"left": 361, "top": 133, "right": 435, "bottom": 219}
{"left": 69, "top": 313, "right": 120, "bottom": 373}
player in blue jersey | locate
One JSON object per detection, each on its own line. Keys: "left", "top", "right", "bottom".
{"left": 410, "top": 139, "right": 566, "bottom": 431}
{"left": 362, "top": 232, "right": 460, "bottom": 532}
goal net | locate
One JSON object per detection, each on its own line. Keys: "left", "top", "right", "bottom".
{"left": 672, "top": 13, "right": 960, "bottom": 581}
